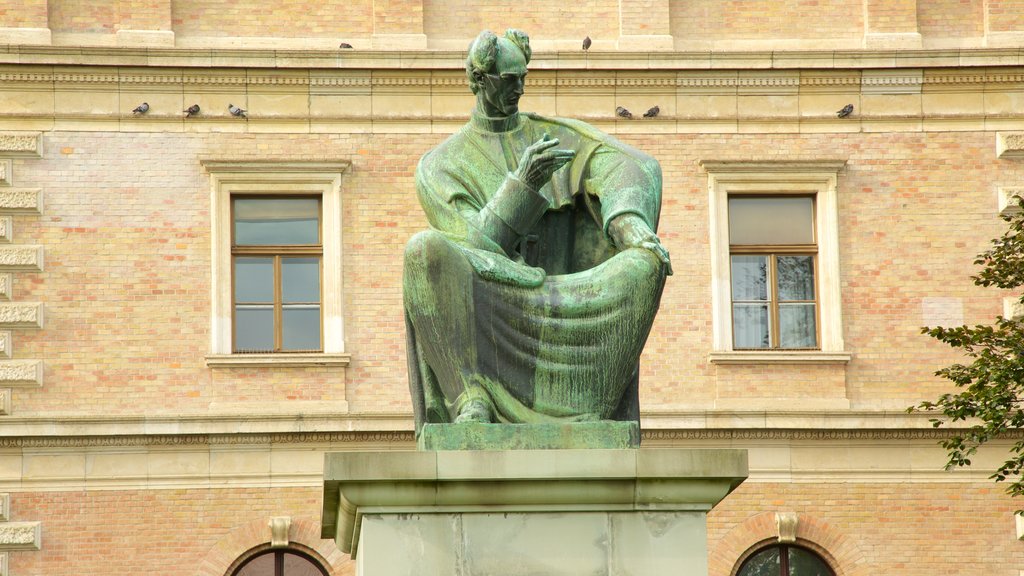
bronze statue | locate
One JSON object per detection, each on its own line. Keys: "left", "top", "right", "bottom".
{"left": 404, "top": 29, "right": 671, "bottom": 435}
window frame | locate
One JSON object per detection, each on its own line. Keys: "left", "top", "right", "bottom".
{"left": 734, "top": 543, "right": 836, "bottom": 576}
{"left": 703, "top": 160, "right": 849, "bottom": 364}
{"left": 231, "top": 548, "right": 330, "bottom": 576}
{"left": 230, "top": 195, "right": 324, "bottom": 353}
{"left": 728, "top": 194, "right": 820, "bottom": 350}
{"left": 203, "top": 161, "right": 350, "bottom": 367}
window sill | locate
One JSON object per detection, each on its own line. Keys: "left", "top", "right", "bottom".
{"left": 205, "top": 353, "right": 351, "bottom": 368}
{"left": 708, "top": 351, "right": 852, "bottom": 365}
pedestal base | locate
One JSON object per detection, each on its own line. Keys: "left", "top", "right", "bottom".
{"left": 418, "top": 421, "right": 640, "bottom": 450}
{"left": 322, "top": 448, "right": 748, "bottom": 576}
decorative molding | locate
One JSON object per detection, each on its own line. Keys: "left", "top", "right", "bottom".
{"left": 205, "top": 353, "right": 351, "bottom": 368}
{"left": 0, "top": 246, "right": 42, "bottom": 272}
{"left": 0, "top": 361, "right": 41, "bottom": 387}
{"left": 0, "top": 522, "right": 40, "bottom": 551}
{"left": 269, "top": 516, "right": 291, "bottom": 548}
{"left": 0, "top": 161, "right": 9, "bottom": 187}
{"left": 0, "top": 190, "right": 43, "bottom": 215}
{"left": 0, "top": 134, "right": 41, "bottom": 158}
{"left": 776, "top": 512, "right": 798, "bottom": 543}
{"left": 997, "top": 132, "right": 1024, "bottom": 160}
{"left": 0, "top": 426, "right": 1006, "bottom": 449}
{"left": 0, "top": 303, "right": 42, "bottom": 329}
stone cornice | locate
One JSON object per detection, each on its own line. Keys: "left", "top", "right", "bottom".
{"left": 0, "top": 409, "right": 1004, "bottom": 446}
{"left": 2, "top": 45, "right": 1024, "bottom": 70}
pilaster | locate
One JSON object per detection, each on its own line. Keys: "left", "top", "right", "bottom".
{"left": 617, "top": 0, "right": 674, "bottom": 51}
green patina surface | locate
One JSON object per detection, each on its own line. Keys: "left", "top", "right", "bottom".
{"left": 403, "top": 29, "right": 670, "bottom": 443}
{"left": 417, "top": 422, "right": 640, "bottom": 450}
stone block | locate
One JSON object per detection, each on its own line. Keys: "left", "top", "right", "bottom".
{"left": 609, "top": 511, "right": 708, "bottom": 575}
{"left": 0, "top": 522, "right": 40, "bottom": 551}
{"left": 0, "top": 278, "right": 11, "bottom": 302}
{"left": 0, "top": 161, "right": 9, "bottom": 186}
{"left": 0, "top": 361, "right": 41, "bottom": 387}
{"left": 0, "top": 303, "right": 42, "bottom": 329}
{"left": 463, "top": 512, "right": 608, "bottom": 575}
{"left": 998, "top": 187, "right": 1024, "bottom": 216}
{"left": 0, "top": 246, "right": 42, "bottom": 272}
{"left": 997, "top": 132, "right": 1024, "bottom": 160}
{"left": 0, "top": 133, "right": 41, "bottom": 158}
{"left": 418, "top": 421, "right": 640, "bottom": 450}
{"left": 0, "top": 189, "right": 42, "bottom": 214}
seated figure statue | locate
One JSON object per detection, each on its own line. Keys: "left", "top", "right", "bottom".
{"left": 404, "top": 29, "right": 671, "bottom": 435}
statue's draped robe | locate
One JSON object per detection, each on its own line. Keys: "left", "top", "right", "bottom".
{"left": 404, "top": 111, "right": 666, "bottom": 434}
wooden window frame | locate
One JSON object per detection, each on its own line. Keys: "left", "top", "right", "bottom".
{"left": 703, "top": 160, "right": 850, "bottom": 365}
{"left": 728, "top": 194, "right": 821, "bottom": 351}
{"left": 230, "top": 195, "right": 324, "bottom": 353}
{"left": 202, "top": 161, "right": 351, "bottom": 367}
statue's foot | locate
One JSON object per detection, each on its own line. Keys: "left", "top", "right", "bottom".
{"left": 455, "top": 399, "right": 494, "bottom": 424}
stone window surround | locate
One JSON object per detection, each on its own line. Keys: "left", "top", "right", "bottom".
{"left": 202, "top": 160, "right": 350, "bottom": 367}
{"left": 702, "top": 160, "right": 850, "bottom": 365}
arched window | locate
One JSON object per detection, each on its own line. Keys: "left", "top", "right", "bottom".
{"left": 232, "top": 549, "right": 329, "bottom": 576}
{"left": 736, "top": 544, "right": 835, "bottom": 576}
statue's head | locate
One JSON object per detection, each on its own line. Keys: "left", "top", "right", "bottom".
{"left": 466, "top": 29, "right": 531, "bottom": 117}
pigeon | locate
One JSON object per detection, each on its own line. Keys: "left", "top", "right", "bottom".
{"left": 582, "top": 36, "right": 592, "bottom": 51}
{"left": 643, "top": 105, "right": 660, "bottom": 118}
{"left": 837, "top": 104, "right": 854, "bottom": 118}
{"left": 615, "top": 106, "right": 633, "bottom": 119}
{"left": 184, "top": 104, "right": 200, "bottom": 117}
{"left": 339, "top": 42, "right": 353, "bottom": 49}
{"left": 131, "top": 102, "right": 149, "bottom": 115}
{"left": 228, "top": 104, "right": 247, "bottom": 118}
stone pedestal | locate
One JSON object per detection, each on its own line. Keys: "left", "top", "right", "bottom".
{"left": 321, "top": 448, "right": 747, "bottom": 576}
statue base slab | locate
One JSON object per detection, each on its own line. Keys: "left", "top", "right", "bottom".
{"left": 321, "top": 448, "right": 748, "bottom": 576}
{"left": 417, "top": 421, "right": 640, "bottom": 450}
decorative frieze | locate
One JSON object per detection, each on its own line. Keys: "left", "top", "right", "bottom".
{"left": 0, "top": 522, "right": 40, "bottom": 550}
{"left": 0, "top": 246, "right": 41, "bottom": 272}
{"left": 997, "top": 132, "right": 1024, "bottom": 160}
{"left": 0, "top": 303, "right": 43, "bottom": 329}
{"left": 0, "top": 361, "right": 41, "bottom": 387}
{"left": 0, "top": 133, "right": 41, "bottom": 158}
{"left": 0, "top": 189, "right": 42, "bottom": 214}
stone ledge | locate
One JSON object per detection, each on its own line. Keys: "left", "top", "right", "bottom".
{"left": 205, "top": 353, "right": 351, "bottom": 368}
{"left": 321, "top": 448, "right": 748, "bottom": 555}
{"left": 708, "top": 351, "right": 852, "bottom": 365}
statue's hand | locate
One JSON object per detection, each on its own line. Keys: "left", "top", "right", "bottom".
{"left": 609, "top": 213, "right": 673, "bottom": 276}
{"left": 514, "top": 133, "right": 576, "bottom": 192}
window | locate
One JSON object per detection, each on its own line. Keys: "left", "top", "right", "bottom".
{"left": 702, "top": 161, "right": 849, "bottom": 364}
{"left": 232, "top": 197, "right": 322, "bottom": 353}
{"left": 203, "top": 161, "right": 350, "bottom": 367}
{"left": 232, "top": 549, "right": 329, "bottom": 576}
{"left": 736, "top": 544, "right": 835, "bottom": 576}
{"left": 729, "top": 196, "right": 817, "bottom": 349}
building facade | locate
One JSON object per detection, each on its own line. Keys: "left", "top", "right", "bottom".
{"left": 1, "top": 1, "right": 1023, "bottom": 574}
